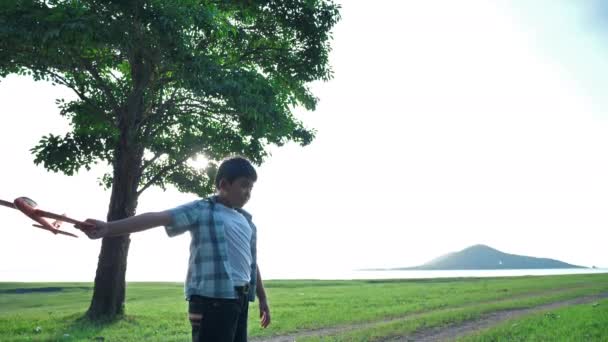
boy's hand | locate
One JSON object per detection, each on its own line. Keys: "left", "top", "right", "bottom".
{"left": 259, "top": 298, "right": 271, "bottom": 328}
{"left": 76, "top": 219, "right": 109, "bottom": 239}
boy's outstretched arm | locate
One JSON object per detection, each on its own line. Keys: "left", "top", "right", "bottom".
{"left": 78, "top": 211, "right": 172, "bottom": 239}
{"left": 256, "top": 267, "right": 271, "bottom": 328}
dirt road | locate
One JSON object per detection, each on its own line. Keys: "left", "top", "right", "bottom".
{"left": 251, "top": 291, "right": 608, "bottom": 342}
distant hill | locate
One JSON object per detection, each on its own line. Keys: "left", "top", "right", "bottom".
{"left": 395, "top": 244, "right": 585, "bottom": 270}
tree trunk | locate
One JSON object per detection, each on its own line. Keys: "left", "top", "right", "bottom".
{"left": 87, "top": 37, "right": 150, "bottom": 319}
{"left": 87, "top": 235, "right": 131, "bottom": 319}
{"left": 86, "top": 134, "right": 143, "bottom": 320}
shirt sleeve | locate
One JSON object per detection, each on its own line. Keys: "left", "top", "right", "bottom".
{"left": 164, "top": 200, "right": 202, "bottom": 237}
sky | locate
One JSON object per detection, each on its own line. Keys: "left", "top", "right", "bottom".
{"left": 1, "top": 0, "right": 608, "bottom": 281}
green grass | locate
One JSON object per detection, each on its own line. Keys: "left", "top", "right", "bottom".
{"left": 1, "top": 274, "right": 607, "bottom": 341}
{"left": 458, "top": 299, "right": 608, "bottom": 342}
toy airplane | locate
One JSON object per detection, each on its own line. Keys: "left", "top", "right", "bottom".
{"left": 0, "top": 197, "right": 91, "bottom": 238}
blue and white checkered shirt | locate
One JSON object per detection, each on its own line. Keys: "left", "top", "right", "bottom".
{"left": 164, "top": 196, "right": 257, "bottom": 302}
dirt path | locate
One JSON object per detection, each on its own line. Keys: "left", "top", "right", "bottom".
{"left": 386, "top": 292, "right": 608, "bottom": 342}
{"left": 251, "top": 291, "right": 608, "bottom": 342}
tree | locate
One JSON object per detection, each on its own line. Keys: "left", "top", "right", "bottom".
{"left": 0, "top": 0, "right": 340, "bottom": 320}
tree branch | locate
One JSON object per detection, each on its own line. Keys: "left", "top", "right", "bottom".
{"left": 46, "top": 70, "right": 88, "bottom": 102}
{"left": 81, "top": 59, "right": 122, "bottom": 113}
{"left": 45, "top": 70, "right": 114, "bottom": 125}
{"left": 141, "top": 87, "right": 180, "bottom": 144}
{"left": 140, "top": 151, "right": 162, "bottom": 173}
{"left": 137, "top": 156, "right": 190, "bottom": 196}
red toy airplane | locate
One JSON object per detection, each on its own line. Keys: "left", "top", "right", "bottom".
{"left": 0, "top": 197, "right": 91, "bottom": 238}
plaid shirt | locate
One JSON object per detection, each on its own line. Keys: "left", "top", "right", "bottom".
{"left": 165, "top": 196, "right": 257, "bottom": 302}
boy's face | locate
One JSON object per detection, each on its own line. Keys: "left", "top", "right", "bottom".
{"left": 218, "top": 177, "right": 255, "bottom": 208}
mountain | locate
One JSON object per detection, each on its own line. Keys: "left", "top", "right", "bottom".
{"left": 396, "top": 244, "right": 585, "bottom": 270}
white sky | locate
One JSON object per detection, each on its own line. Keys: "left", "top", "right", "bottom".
{"left": 1, "top": 0, "right": 608, "bottom": 281}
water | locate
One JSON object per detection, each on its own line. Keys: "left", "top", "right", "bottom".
{"left": 267, "top": 268, "right": 608, "bottom": 280}
{"left": 4, "top": 268, "right": 606, "bottom": 282}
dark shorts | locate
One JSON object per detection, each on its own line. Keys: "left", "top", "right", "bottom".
{"left": 188, "top": 287, "right": 250, "bottom": 342}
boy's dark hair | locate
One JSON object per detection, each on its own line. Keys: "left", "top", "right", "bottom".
{"left": 215, "top": 156, "right": 257, "bottom": 188}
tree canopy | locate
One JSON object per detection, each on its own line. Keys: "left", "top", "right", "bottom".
{"left": 1, "top": 0, "right": 339, "bottom": 195}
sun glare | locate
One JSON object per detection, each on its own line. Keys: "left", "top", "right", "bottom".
{"left": 188, "top": 154, "right": 209, "bottom": 170}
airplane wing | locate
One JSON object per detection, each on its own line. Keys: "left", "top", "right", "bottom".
{"left": 32, "top": 224, "right": 78, "bottom": 238}
{"left": 35, "top": 209, "right": 86, "bottom": 226}
{"left": 0, "top": 199, "right": 16, "bottom": 208}
{"left": 53, "top": 229, "right": 78, "bottom": 238}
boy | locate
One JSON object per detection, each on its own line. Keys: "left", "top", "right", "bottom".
{"left": 80, "top": 156, "right": 270, "bottom": 342}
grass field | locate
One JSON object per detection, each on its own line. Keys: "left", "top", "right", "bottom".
{"left": 459, "top": 298, "right": 608, "bottom": 341}
{"left": 1, "top": 273, "right": 607, "bottom": 341}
